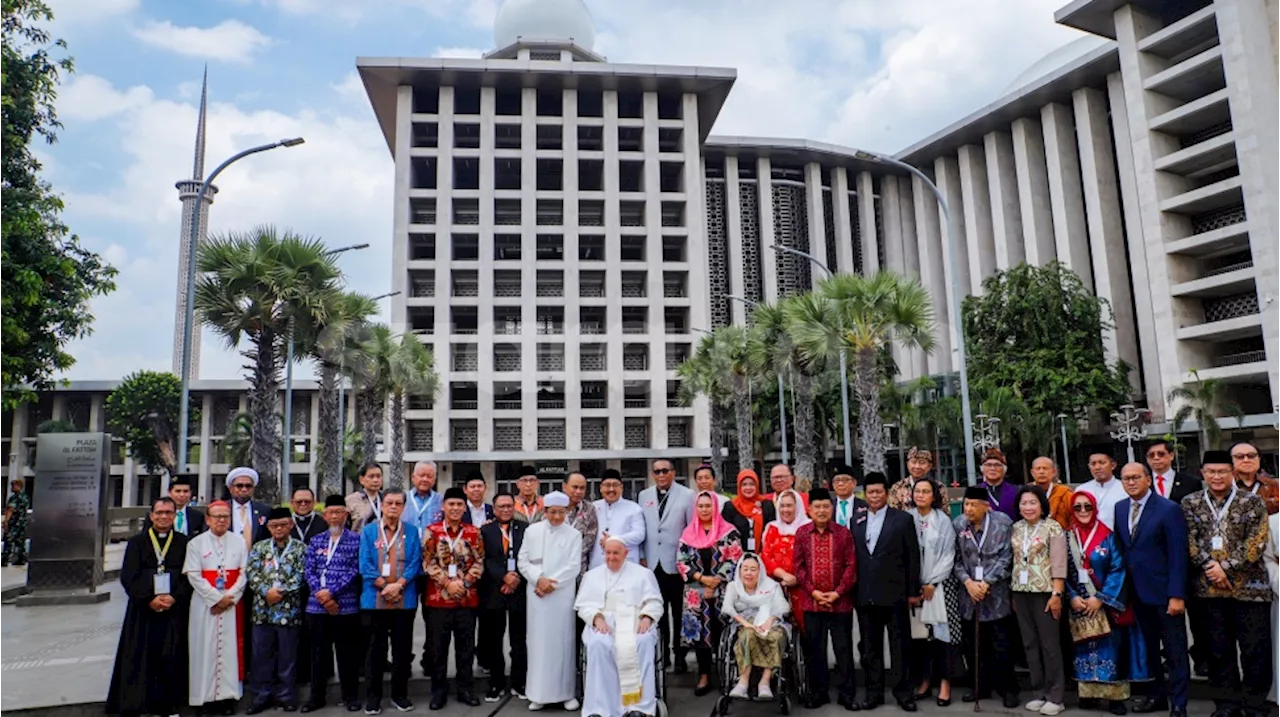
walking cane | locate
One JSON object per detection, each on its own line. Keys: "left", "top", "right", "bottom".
{"left": 972, "top": 615, "right": 982, "bottom": 713}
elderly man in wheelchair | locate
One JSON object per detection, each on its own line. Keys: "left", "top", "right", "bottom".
{"left": 575, "top": 536, "right": 664, "bottom": 717}
{"left": 720, "top": 552, "right": 792, "bottom": 700}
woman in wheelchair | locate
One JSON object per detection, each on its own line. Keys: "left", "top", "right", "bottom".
{"left": 720, "top": 553, "right": 790, "bottom": 700}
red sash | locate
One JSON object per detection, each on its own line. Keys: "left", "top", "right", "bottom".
{"left": 202, "top": 568, "right": 245, "bottom": 681}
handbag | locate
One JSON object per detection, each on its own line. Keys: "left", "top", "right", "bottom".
{"left": 1068, "top": 530, "right": 1117, "bottom": 641}
{"left": 908, "top": 605, "right": 929, "bottom": 639}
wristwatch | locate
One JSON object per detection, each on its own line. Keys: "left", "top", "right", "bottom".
{"left": 1051, "top": 591, "right": 1063, "bottom": 598}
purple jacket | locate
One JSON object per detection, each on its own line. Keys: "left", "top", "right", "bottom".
{"left": 305, "top": 529, "right": 361, "bottom": 615}
{"left": 983, "top": 481, "right": 1020, "bottom": 523}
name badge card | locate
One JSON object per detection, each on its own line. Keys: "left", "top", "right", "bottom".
{"left": 974, "top": 566, "right": 984, "bottom": 582}
{"left": 1019, "top": 570, "right": 1029, "bottom": 585}
{"left": 746, "top": 537, "right": 756, "bottom": 551}
{"left": 448, "top": 564, "right": 458, "bottom": 578}
{"left": 154, "top": 572, "right": 171, "bottom": 594}
{"left": 1211, "top": 536, "right": 1224, "bottom": 551}
{"left": 1078, "top": 569, "right": 1090, "bottom": 585}
{"left": 381, "top": 562, "right": 391, "bottom": 577}
{"left": 507, "top": 557, "right": 517, "bottom": 572}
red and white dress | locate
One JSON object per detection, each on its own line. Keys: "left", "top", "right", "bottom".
{"left": 184, "top": 530, "right": 248, "bottom": 705}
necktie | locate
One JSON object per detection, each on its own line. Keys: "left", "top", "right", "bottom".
{"left": 1157, "top": 475, "right": 1167, "bottom": 497}
{"left": 502, "top": 526, "right": 510, "bottom": 554}
{"left": 1130, "top": 501, "right": 1141, "bottom": 532}
{"left": 658, "top": 490, "right": 669, "bottom": 519}
{"left": 176, "top": 510, "right": 186, "bottom": 534}
{"left": 838, "top": 500, "right": 848, "bottom": 526}
{"left": 240, "top": 504, "right": 252, "bottom": 549}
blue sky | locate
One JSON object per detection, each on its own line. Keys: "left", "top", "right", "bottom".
{"left": 43, "top": 0, "right": 1088, "bottom": 382}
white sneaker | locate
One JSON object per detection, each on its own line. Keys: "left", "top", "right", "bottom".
{"left": 564, "top": 699, "right": 581, "bottom": 711}
{"left": 1025, "top": 699, "right": 1046, "bottom": 711}
{"left": 529, "top": 703, "right": 545, "bottom": 711}
{"left": 757, "top": 685, "right": 774, "bottom": 700}
{"left": 729, "top": 684, "right": 750, "bottom": 699}
{"left": 1039, "top": 702, "right": 1064, "bottom": 716}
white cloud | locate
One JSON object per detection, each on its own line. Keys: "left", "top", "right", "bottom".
{"left": 432, "top": 46, "right": 485, "bottom": 59}
{"left": 58, "top": 74, "right": 154, "bottom": 121}
{"left": 47, "top": 0, "right": 139, "bottom": 25}
{"left": 131, "top": 19, "right": 274, "bottom": 64}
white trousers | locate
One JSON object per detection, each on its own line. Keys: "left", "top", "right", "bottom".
{"left": 582, "top": 623, "right": 658, "bottom": 717}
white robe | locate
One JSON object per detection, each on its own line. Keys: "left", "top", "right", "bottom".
{"left": 575, "top": 562, "right": 664, "bottom": 717}
{"left": 590, "top": 498, "right": 646, "bottom": 569}
{"left": 519, "top": 520, "right": 584, "bottom": 705}
{"left": 184, "top": 530, "right": 248, "bottom": 705}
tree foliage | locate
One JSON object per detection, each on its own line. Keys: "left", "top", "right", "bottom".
{"left": 1169, "top": 369, "right": 1245, "bottom": 451}
{"left": 962, "top": 262, "right": 1130, "bottom": 422}
{"left": 106, "top": 371, "right": 186, "bottom": 477}
{"left": 1, "top": 0, "right": 116, "bottom": 407}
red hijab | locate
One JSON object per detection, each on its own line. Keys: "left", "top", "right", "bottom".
{"left": 1069, "top": 489, "right": 1110, "bottom": 565}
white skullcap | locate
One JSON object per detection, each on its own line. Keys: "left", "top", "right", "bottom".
{"left": 226, "top": 467, "right": 259, "bottom": 488}
{"left": 604, "top": 535, "right": 628, "bottom": 547}
{"left": 544, "top": 491, "right": 570, "bottom": 508}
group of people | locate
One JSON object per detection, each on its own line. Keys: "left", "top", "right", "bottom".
{"left": 104, "top": 441, "right": 1279, "bottom": 717}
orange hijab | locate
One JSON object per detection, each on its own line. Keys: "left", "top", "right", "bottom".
{"left": 731, "top": 469, "right": 766, "bottom": 546}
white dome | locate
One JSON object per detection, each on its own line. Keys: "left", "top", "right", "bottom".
{"left": 1003, "top": 35, "right": 1109, "bottom": 94}
{"left": 493, "top": 0, "right": 596, "bottom": 51}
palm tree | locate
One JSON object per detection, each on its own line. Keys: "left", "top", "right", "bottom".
{"left": 750, "top": 296, "right": 823, "bottom": 481}
{"left": 347, "top": 325, "right": 440, "bottom": 486}
{"left": 1169, "top": 369, "right": 1245, "bottom": 451}
{"left": 677, "top": 333, "right": 733, "bottom": 481}
{"left": 194, "top": 225, "right": 342, "bottom": 504}
{"left": 788, "top": 271, "right": 935, "bottom": 474}
{"left": 311, "top": 292, "right": 378, "bottom": 498}
{"left": 709, "top": 325, "right": 754, "bottom": 471}
{"left": 349, "top": 323, "right": 396, "bottom": 469}
{"left": 222, "top": 412, "right": 253, "bottom": 467}
{"left": 385, "top": 333, "right": 438, "bottom": 487}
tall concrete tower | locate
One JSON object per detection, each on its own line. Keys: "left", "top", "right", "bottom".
{"left": 172, "top": 69, "right": 218, "bottom": 379}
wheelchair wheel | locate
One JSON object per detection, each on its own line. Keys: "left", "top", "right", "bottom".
{"left": 656, "top": 700, "right": 667, "bottom": 717}
{"left": 780, "top": 695, "right": 791, "bottom": 715}
{"left": 789, "top": 629, "right": 809, "bottom": 702}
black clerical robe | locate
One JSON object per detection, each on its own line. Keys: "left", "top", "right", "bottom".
{"left": 106, "top": 529, "right": 193, "bottom": 716}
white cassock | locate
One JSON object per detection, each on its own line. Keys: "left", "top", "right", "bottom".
{"left": 519, "top": 519, "right": 584, "bottom": 705}
{"left": 184, "top": 530, "right": 248, "bottom": 705}
{"left": 575, "top": 561, "right": 664, "bottom": 717}
{"left": 590, "top": 497, "right": 646, "bottom": 569}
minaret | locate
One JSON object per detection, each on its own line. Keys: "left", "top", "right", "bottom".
{"left": 172, "top": 68, "right": 218, "bottom": 380}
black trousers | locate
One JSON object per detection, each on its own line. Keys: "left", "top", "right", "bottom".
{"left": 480, "top": 606, "right": 527, "bottom": 692}
{"left": 962, "top": 617, "right": 1018, "bottom": 697}
{"left": 1186, "top": 594, "right": 1210, "bottom": 670}
{"left": 1203, "top": 598, "right": 1272, "bottom": 709}
{"left": 363, "top": 609, "right": 414, "bottom": 703}
{"left": 1133, "top": 601, "right": 1189, "bottom": 710}
{"left": 654, "top": 565, "right": 687, "bottom": 666}
{"left": 429, "top": 607, "right": 476, "bottom": 698}
{"left": 416, "top": 576, "right": 433, "bottom": 675}
{"left": 857, "top": 604, "right": 913, "bottom": 701}
{"left": 910, "top": 638, "right": 958, "bottom": 684}
{"left": 694, "top": 614, "right": 724, "bottom": 677}
{"left": 804, "top": 611, "right": 856, "bottom": 702}
{"left": 306, "top": 613, "right": 362, "bottom": 706}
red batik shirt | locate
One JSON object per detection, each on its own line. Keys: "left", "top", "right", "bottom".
{"left": 423, "top": 522, "right": 485, "bottom": 608}
{"left": 792, "top": 521, "right": 856, "bottom": 613}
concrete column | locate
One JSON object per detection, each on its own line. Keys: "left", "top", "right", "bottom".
{"left": 804, "top": 163, "right": 828, "bottom": 285}
{"left": 197, "top": 393, "right": 213, "bottom": 495}
{"left": 602, "top": 90, "right": 625, "bottom": 451}
{"left": 758, "top": 158, "right": 779, "bottom": 302}
{"left": 724, "top": 156, "right": 747, "bottom": 324}
{"left": 1041, "top": 102, "right": 1094, "bottom": 289}
{"left": 391, "top": 85, "right": 414, "bottom": 331}
{"left": 831, "top": 168, "right": 856, "bottom": 275}
{"left": 124, "top": 455, "right": 138, "bottom": 507}
{"left": 432, "top": 86, "right": 454, "bottom": 449}
{"left": 934, "top": 156, "right": 970, "bottom": 371}
{"left": 1011, "top": 117, "right": 1057, "bottom": 266}
{"left": 563, "top": 88, "right": 582, "bottom": 449}
{"left": 983, "top": 131, "right": 1024, "bottom": 269}
{"left": 957, "top": 144, "right": 996, "bottom": 293}
{"left": 881, "top": 175, "right": 909, "bottom": 377}
{"left": 1074, "top": 86, "right": 1141, "bottom": 387}
{"left": 521, "top": 86, "right": 541, "bottom": 454}
{"left": 913, "top": 172, "right": 949, "bottom": 374}
{"left": 896, "top": 178, "right": 928, "bottom": 378}
{"left": 857, "top": 172, "right": 878, "bottom": 274}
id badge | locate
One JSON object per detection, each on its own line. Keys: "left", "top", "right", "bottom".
{"left": 1077, "top": 569, "right": 1090, "bottom": 585}
{"left": 1211, "top": 535, "right": 1224, "bottom": 551}
{"left": 448, "top": 564, "right": 458, "bottom": 578}
{"left": 507, "top": 557, "right": 517, "bottom": 572}
{"left": 746, "top": 537, "right": 756, "bottom": 551}
{"left": 1019, "top": 570, "right": 1029, "bottom": 585}
{"left": 381, "top": 562, "right": 391, "bottom": 577}
{"left": 974, "top": 566, "right": 984, "bottom": 582}
{"left": 215, "top": 575, "right": 227, "bottom": 590}
{"left": 154, "top": 572, "right": 171, "bottom": 594}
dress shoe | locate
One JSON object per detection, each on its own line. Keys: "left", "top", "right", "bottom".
{"left": 1108, "top": 701, "right": 1127, "bottom": 715}
{"left": 1194, "top": 663, "right": 1209, "bottom": 678}
{"left": 961, "top": 691, "right": 988, "bottom": 703}
{"left": 1169, "top": 709, "right": 1187, "bottom": 717}
{"left": 803, "top": 694, "right": 830, "bottom": 709}
{"left": 457, "top": 694, "right": 482, "bottom": 707}
{"left": 837, "top": 695, "right": 858, "bottom": 711}
{"left": 281, "top": 705, "right": 299, "bottom": 713}
{"left": 346, "top": 704, "right": 362, "bottom": 712}
{"left": 673, "top": 662, "right": 689, "bottom": 675}
{"left": 914, "top": 687, "right": 932, "bottom": 700}
{"left": 936, "top": 697, "right": 951, "bottom": 707}
{"left": 856, "top": 697, "right": 884, "bottom": 711}
{"left": 300, "top": 703, "right": 325, "bottom": 714}
{"left": 1131, "top": 698, "right": 1168, "bottom": 714}
{"left": 694, "top": 683, "right": 713, "bottom": 697}
{"left": 1003, "top": 694, "right": 1021, "bottom": 709}
{"left": 1079, "top": 699, "right": 1100, "bottom": 710}
{"left": 428, "top": 694, "right": 446, "bottom": 711}
{"left": 896, "top": 698, "right": 918, "bottom": 713}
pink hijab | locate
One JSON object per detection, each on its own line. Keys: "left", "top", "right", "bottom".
{"left": 681, "top": 490, "right": 736, "bottom": 550}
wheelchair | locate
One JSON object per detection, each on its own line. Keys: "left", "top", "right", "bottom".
{"left": 576, "top": 624, "right": 669, "bottom": 717}
{"left": 710, "top": 618, "right": 808, "bottom": 716}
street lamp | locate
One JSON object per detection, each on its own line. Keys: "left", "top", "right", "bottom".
{"left": 177, "top": 137, "right": 306, "bottom": 475}
{"left": 974, "top": 414, "right": 1001, "bottom": 453}
{"left": 723, "top": 294, "right": 789, "bottom": 465}
{"left": 1056, "top": 413, "right": 1072, "bottom": 483}
{"left": 770, "top": 243, "right": 854, "bottom": 468}
{"left": 281, "top": 242, "right": 372, "bottom": 481}
{"left": 1110, "top": 404, "right": 1146, "bottom": 463}
{"left": 851, "top": 148, "right": 977, "bottom": 485}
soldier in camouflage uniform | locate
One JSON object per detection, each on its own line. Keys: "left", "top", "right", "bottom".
{"left": 3, "top": 479, "right": 30, "bottom": 566}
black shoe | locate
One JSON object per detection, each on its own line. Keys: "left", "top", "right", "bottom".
{"left": 428, "top": 694, "right": 446, "bottom": 711}
{"left": 485, "top": 687, "right": 504, "bottom": 703}
{"left": 1169, "top": 710, "right": 1187, "bottom": 717}
{"left": 896, "top": 699, "right": 918, "bottom": 713}
{"left": 221, "top": 704, "right": 238, "bottom": 717}
{"left": 1002, "top": 694, "right": 1020, "bottom": 709}
{"left": 1194, "top": 663, "right": 1210, "bottom": 678}
{"left": 961, "top": 692, "right": 988, "bottom": 704}
{"left": 300, "top": 703, "right": 324, "bottom": 714}
{"left": 804, "top": 695, "right": 830, "bottom": 710}
{"left": 346, "top": 704, "right": 362, "bottom": 713}
{"left": 914, "top": 688, "right": 932, "bottom": 700}
{"left": 936, "top": 697, "right": 951, "bottom": 708}
{"left": 245, "top": 704, "right": 271, "bottom": 716}
{"left": 694, "top": 683, "right": 713, "bottom": 697}
{"left": 1131, "top": 698, "right": 1168, "bottom": 714}
{"left": 282, "top": 705, "right": 299, "bottom": 713}
{"left": 1080, "top": 699, "right": 1101, "bottom": 710}
{"left": 1209, "top": 710, "right": 1238, "bottom": 717}
{"left": 856, "top": 697, "right": 884, "bottom": 711}
{"left": 673, "top": 661, "right": 688, "bottom": 675}
{"left": 364, "top": 699, "right": 382, "bottom": 715}
{"left": 457, "top": 694, "right": 481, "bottom": 707}
{"left": 1107, "top": 701, "right": 1127, "bottom": 716}
{"left": 389, "top": 698, "right": 413, "bottom": 713}
{"left": 838, "top": 695, "right": 859, "bottom": 711}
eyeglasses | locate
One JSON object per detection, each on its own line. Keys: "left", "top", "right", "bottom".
{"left": 1233, "top": 452, "right": 1259, "bottom": 460}
{"left": 982, "top": 462, "right": 1003, "bottom": 469}
{"left": 232, "top": 482, "right": 254, "bottom": 490}
{"left": 292, "top": 499, "right": 313, "bottom": 504}
{"left": 152, "top": 510, "right": 176, "bottom": 516}
{"left": 652, "top": 468, "right": 672, "bottom": 475}
{"left": 208, "top": 514, "right": 231, "bottom": 520}
{"left": 1072, "top": 504, "right": 1094, "bottom": 513}
{"left": 1120, "top": 475, "right": 1145, "bottom": 483}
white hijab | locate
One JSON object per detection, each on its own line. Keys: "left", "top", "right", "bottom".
{"left": 727, "top": 553, "right": 784, "bottom": 611}
{"left": 765, "top": 489, "right": 811, "bottom": 537}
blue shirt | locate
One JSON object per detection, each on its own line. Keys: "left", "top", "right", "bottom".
{"left": 359, "top": 520, "right": 422, "bottom": 610}
{"left": 305, "top": 529, "right": 361, "bottom": 615}
{"left": 866, "top": 506, "right": 887, "bottom": 553}
{"left": 405, "top": 489, "right": 443, "bottom": 534}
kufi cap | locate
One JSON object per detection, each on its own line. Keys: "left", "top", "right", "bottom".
{"left": 544, "top": 491, "right": 570, "bottom": 508}
{"left": 982, "top": 448, "right": 1007, "bottom": 465}
{"left": 226, "top": 467, "right": 259, "bottom": 488}
{"left": 862, "top": 472, "right": 888, "bottom": 487}
{"left": 963, "top": 486, "right": 990, "bottom": 501}
{"left": 464, "top": 469, "right": 485, "bottom": 484}
{"left": 170, "top": 474, "right": 196, "bottom": 488}
{"left": 602, "top": 468, "right": 623, "bottom": 481}
{"left": 831, "top": 464, "right": 855, "bottom": 478}
{"left": 518, "top": 465, "right": 538, "bottom": 477}
{"left": 1201, "top": 450, "right": 1232, "bottom": 466}
{"left": 267, "top": 506, "right": 292, "bottom": 521}
{"left": 908, "top": 447, "right": 934, "bottom": 463}
{"left": 443, "top": 487, "right": 467, "bottom": 502}
{"left": 808, "top": 487, "right": 832, "bottom": 503}
{"left": 324, "top": 495, "right": 346, "bottom": 508}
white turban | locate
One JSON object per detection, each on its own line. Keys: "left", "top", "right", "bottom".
{"left": 544, "top": 490, "right": 570, "bottom": 508}
{"left": 226, "top": 467, "right": 259, "bottom": 488}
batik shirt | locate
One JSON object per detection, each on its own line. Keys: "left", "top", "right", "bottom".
{"left": 423, "top": 522, "right": 485, "bottom": 608}
{"left": 304, "top": 530, "right": 361, "bottom": 615}
{"left": 952, "top": 511, "right": 1014, "bottom": 621}
{"left": 1010, "top": 519, "right": 1067, "bottom": 593}
{"left": 1182, "top": 488, "right": 1273, "bottom": 602}
{"left": 566, "top": 499, "right": 598, "bottom": 575}
{"left": 247, "top": 537, "right": 307, "bottom": 626}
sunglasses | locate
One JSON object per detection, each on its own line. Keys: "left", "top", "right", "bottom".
{"left": 1072, "top": 504, "right": 1094, "bottom": 512}
{"left": 1233, "top": 452, "right": 1259, "bottom": 460}
{"left": 232, "top": 483, "right": 254, "bottom": 489}
{"left": 653, "top": 468, "right": 672, "bottom": 475}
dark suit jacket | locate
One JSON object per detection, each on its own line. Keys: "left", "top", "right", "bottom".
{"left": 462, "top": 503, "right": 495, "bottom": 526}
{"left": 1166, "top": 471, "right": 1202, "bottom": 505}
{"left": 479, "top": 520, "right": 526, "bottom": 610}
{"left": 1114, "top": 492, "right": 1189, "bottom": 606}
{"left": 291, "top": 512, "right": 327, "bottom": 543}
{"left": 852, "top": 507, "right": 921, "bottom": 607}
{"left": 234, "top": 499, "right": 272, "bottom": 544}
{"left": 721, "top": 500, "right": 775, "bottom": 550}
{"left": 143, "top": 504, "right": 206, "bottom": 538}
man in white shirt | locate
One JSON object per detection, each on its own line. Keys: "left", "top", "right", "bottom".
{"left": 1077, "top": 453, "right": 1126, "bottom": 531}
{"left": 590, "top": 470, "right": 646, "bottom": 569}
{"left": 461, "top": 470, "right": 494, "bottom": 527}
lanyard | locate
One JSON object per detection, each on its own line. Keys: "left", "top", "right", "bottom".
{"left": 272, "top": 539, "right": 292, "bottom": 564}
{"left": 149, "top": 529, "right": 174, "bottom": 572}
{"left": 212, "top": 534, "right": 227, "bottom": 579}
{"left": 967, "top": 514, "right": 991, "bottom": 553}
{"left": 293, "top": 514, "right": 312, "bottom": 540}
{"left": 1074, "top": 522, "right": 1099, "bottom": 558}
{"left": 321, "top": 533, "right": 341, "bottom": 587}
{"left": 1204, "top": 487, "right": 1237, "bottom": 533}
{"left": 1243, "top": 481, "right": 1261, "bottom": 496}
{"left": 411, "top": 492, "right": 434, "bottom": 524}
{"left": 441, "top": 525, "right": 465, "bottom": 554}
{"left": 379, "top": 520, "right": 403, "bottom": 555}
{"left": 986, "top": 483, "right": 1002, "bottom": 508}
{"left": 500, "top": 524, "right": 512, "bottom": 555}
{"left": 368, "top": 492, "right": 382, "bottom": 521}
{"left": 1020, "top": 521, "right": 1044, "bottom": 562}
